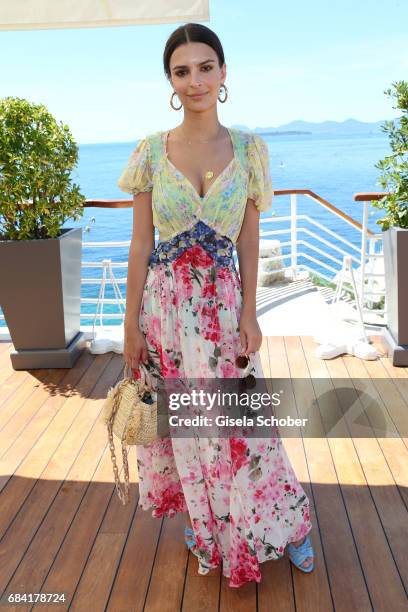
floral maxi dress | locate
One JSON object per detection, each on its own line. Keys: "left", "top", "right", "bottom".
{"left": 117, "top": 128, "right": 313, "bottom": 588}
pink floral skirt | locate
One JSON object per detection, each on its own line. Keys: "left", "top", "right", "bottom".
{"left": 134, "top": 221, "right": 312, "bottom": 588}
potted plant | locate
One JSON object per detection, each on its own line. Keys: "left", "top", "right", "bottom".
{"left": 371, "top": 80, "right": 408, "bottom": 365}
{"left": 0, "top": 96, "right": 86, "bottom": 370}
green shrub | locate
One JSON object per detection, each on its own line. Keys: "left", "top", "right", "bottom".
{"left": 0, "top": 96, "right": 85, "bottom": 240}
{"left": 372, "top": 80, "right": 408, "bottom": 230}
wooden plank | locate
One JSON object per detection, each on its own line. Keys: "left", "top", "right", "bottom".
{"left": 70, "top": 508, "right": 141, "bottom": 610}
{"left": 268, "top": 336, "right": 333, "bottom": 612}
{"left": 0, "top": 350, "right": 99, "bottom": 536}
{"left": 0, "top": 352, "right": 116, "bottom": 590}
{"left": 258, "top": 558, "right": 295, "bottom": 612}
{"left": 360, "top": 354, "right": 408, "bottom": 509}
{"left": 257, "top": 336, "right": 300, "bottom": 611}
{"left": 0, "top": 367, "right": 52, "bottom": 427}
{"left": 51, "top": 447, "right": 139, "bottom": 610}
{"left": 38, "top": 445, "right": 134, "bottom": 608}
{"left": 219, "top": 578, "right": 256, "bottom": 612}
{"left": 5, "top": 447, "right": 138, "bottom": 612}
{"left": 182, "top": 555, "right": 221, "bottom": 611}
{"left": 379, "top": 347, "right": 408, "bottom": 378}
{"left": 105, "top": 501, "right": 163, "bottom": 611}
{"left": 0, "top": 344, "right": 23, "bottom": 387}
{"left": 0, "top": 353, "right": 97, "bottom": 491}
{"left": 0, "top": 367, "right": 69, "bottom": 456}
{"left": 369, "top": 334, "right": 408, "bottom": 376}
{"left": 378, "top": 355, "right": 408, "bottom": 436}
{"left": 354, "top": 347, "right": 408, "bottom": 445}
{"left": 305, "top": 338, "right": 407, "bottom": 611}
{"left": 5, "top": 445, "right": 138, "bottom": 609}
{"left": 335, "top": 347, "right": 408, "bottom": 596}
{"left": 340, "top": 346, "right": 408, "bottom": 445}
{"left": 285, "top": 337, "right": 371, "bottom": 611}
{"left": 0, "top": 367, "right": 31, "bottom": 409}
{"left": 0, "top": 337, "right": 406, "bottom": 611}
{"left": 142, "top": 514, "right": 190, "bottom": 612}
{"left": 182, "top": 500, "right": 221, "bottom": 608}
{"left": 69, "top": 451, "right": 140, "bottom": 610}
{"left": 259, "top": 336, "right": 271, "bottom": 378}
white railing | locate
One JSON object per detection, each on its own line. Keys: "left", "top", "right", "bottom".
{"left": 0, "top": 190, "right": 387, "bottom": 327}
{"left": 256, "top": 192, "right": 385, "bottom": 320}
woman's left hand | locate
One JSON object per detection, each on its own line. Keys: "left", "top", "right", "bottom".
{"left": 239, "top": 310, "right": 262, "bottom": 356}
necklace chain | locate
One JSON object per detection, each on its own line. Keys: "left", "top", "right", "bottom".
{"left": 177, "top": 125, "right": 223, "bottom": 180}
{"left": 179, "top": 125, "right": 223, "bottom": 145}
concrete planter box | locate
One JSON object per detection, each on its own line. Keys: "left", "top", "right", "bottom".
{"left": 0, "top": 227, "right": 86, "bottom": 370}
{"left": 382, "top": 226, "right": 408, "bottom": 366}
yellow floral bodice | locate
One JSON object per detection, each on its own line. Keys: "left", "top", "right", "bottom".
{"left": 117, "top": 127, "right": 273, "bottom": 244}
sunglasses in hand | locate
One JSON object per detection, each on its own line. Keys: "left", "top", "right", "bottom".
{"left": 235, "top": 353, "right": 256, "bottom": 389}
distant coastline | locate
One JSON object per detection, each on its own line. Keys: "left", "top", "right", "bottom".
{"left": 232, "top": 117, "right": 398, "bottom": 137}
{"left": 79, "top": 117, "right": 396, "bottom": 146}
{"left": 257, "top": 130, "right": 312, "bottom": 136}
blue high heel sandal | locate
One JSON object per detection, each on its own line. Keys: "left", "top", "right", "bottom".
{"left": 287, "top": 535, "right": 315, "bottom": 573}
{"left": 184, "top": 526, "right": 211, "bottom": 575}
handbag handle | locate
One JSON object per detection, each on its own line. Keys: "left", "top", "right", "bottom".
{"left": 139, "top": 362, "right": 153, "bottom": 389}
{"left": 124, "top": 362, "right": 152, "bottom": 389}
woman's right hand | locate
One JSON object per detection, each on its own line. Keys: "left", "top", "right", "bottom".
{"left": 124, "top": 324, "right": 149, "bottom": 370}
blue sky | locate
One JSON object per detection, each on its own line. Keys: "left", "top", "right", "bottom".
{"left": 0, "top": 0, "right": 406, "bottom": 144}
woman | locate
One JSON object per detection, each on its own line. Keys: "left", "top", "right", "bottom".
{"left": 118, "top": 23, "right": 314, "bottom": 588}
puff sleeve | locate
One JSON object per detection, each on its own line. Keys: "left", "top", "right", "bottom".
{"left": 117, "top": 137, "right": 153, "bottom": 195}
{"left": 247, "top": 133, "right": 273, "bottom": 212}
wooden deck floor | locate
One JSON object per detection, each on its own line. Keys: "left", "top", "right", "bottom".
{"left": 0, "top": 336, "right": 407, "bottom": 612}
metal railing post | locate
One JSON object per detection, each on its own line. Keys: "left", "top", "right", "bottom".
{"left": 367, "top": 237, "right": 375, "bottom": 308}
{"left": 360, "top": 200, "right": 368, "bottom": 308}
{"left": 290, "top": 194, "right": 298, "bottom": 280}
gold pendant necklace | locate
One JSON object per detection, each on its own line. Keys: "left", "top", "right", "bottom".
{"left": 180, "top": 126, "right": 222, "bottom": 181}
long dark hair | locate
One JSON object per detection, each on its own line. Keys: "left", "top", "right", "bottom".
{"left": 163, "top": 23, "right": 225, "bottom": 80}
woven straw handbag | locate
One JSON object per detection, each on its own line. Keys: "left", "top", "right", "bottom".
{"left": 102, "top": 362, "right": 168, "bottom": 505}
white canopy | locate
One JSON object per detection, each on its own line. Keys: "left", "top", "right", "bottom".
{"left": 0, "top": 0, "right": 209, "bottom": 31}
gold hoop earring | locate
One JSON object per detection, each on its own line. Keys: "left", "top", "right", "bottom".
{"left": 218, "top": 84, "right": 228, "bottom": 103}
{"left": 170, "top": 91, "right": 182, "bottom": 111}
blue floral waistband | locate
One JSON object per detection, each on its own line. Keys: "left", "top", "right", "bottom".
{"left": 148, "top": 220, "right": 236, "bottom": 269}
